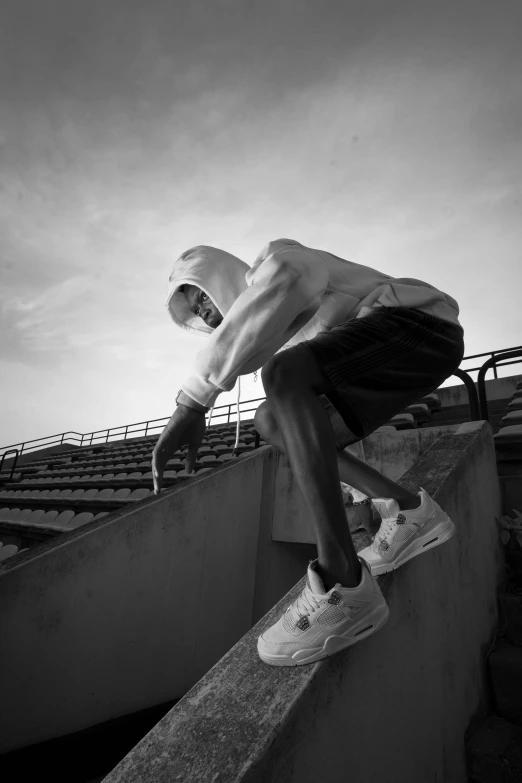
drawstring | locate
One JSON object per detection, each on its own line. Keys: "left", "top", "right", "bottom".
{"left": 205, "top": 376, "right": 242, "bottom": 456}
{"left": 207, "top": 369, "right": 259, "bottom": 457}
{"left": 232, "top": 376, "right": 241, "bottom": 456}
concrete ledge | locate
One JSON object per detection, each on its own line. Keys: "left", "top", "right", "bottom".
{"left": 0, "top": 449, "right": 277, "bottom": 752}
{"left": 437, "top": 374, "right": 522, "bottom": 408}
{"left": 272, "top": 425, "right": 461, "bottom": 544}
{"left": 104, "top": 422, "right": 503, "bottom": 783}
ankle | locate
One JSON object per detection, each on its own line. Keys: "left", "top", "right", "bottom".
{"left": 316, "top": 559, "right": 362, "bottom": 591}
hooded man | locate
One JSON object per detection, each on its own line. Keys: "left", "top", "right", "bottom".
{"left": 152, "top": 237, "right": 464, "bottom": 667}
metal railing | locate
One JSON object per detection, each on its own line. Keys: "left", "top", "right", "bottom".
{"left": 459, "top": 344, "right": 522, "bottom": 379}
{"left": 452, "top": 369, "right": 480, "bottom": 421}
{"left": 0, "top": 449, "right": 19, "bottom": 481}
{"left": 477, "top": 349, "right": 522, "bottom": 421}
{"left": 1, "top": 345, "right": 521, "bottom": 463}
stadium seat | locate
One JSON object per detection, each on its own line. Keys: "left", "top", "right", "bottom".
{"left": 404, "top": 404, "right": 431, "bottom": 424}
{"left": 68, "top": 512, "right": 95, "bottom": 529}
{"left": 500, "top": 411, "right": 522, "bottom": 426}
{"left": 415, "top": 393, "right": 441, "bottom": 412}
{"left": 0, "top": 544, "right": 19, "bottom": 562}
{"left": 494, "top": 425, "right": 522, "bottom": 448}
{"left": 388, "top": 413, "right": 416, "bottom": 429}
{"left": 129, "top": 489, "right": 150, "bottom": 500}
{"left": 53, "top": 510, "right": 76, "bottom": 527}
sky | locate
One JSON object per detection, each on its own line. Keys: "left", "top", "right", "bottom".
{"left": 1, "top": 0, "right": 521, "bottom": 448}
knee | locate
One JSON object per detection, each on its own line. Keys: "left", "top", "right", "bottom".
{"left": 253, "top": 400, "right": 280, "bottom": 444}
{"left": 261, "top": 354, "right": 292, "bottom": 390}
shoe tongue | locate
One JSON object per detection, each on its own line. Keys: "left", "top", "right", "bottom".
{"left": 373, "top": 497, "right": 400, "bottom": 519}
{"left": 307, "top": 561, "right": 327, "bottom": 595}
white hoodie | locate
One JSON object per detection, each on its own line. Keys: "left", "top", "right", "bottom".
{"left": 166, "top": 238, "right": 462, "bottom": 441}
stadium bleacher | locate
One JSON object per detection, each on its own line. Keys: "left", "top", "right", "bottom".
{"left": 0, "top": 390, "right": 515, "bottom": 560}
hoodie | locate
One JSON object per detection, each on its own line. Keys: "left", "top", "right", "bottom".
{"left": 166, "top": 238, "right": 462, "bottom": 451}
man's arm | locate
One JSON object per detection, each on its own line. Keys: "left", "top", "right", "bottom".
{"left": 179, "top": 243, "right": 329, "bottom": 409}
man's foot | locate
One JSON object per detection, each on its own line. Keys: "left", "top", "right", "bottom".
{"left": 257, "top": 558, "right": 389, "bottom": 667}
{"left": 358, "top": 488, "right": 456, "bottom": 576}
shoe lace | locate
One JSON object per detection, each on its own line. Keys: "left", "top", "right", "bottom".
{"left": 290, "top": 585, "right": 322, "bottom": 620}
{"left": 372, "top": 513, "right": 406, "bottom": 552}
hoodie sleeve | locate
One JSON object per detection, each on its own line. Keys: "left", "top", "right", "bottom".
{"left": 180, "top": 242, "right": 329, "bottom": 408}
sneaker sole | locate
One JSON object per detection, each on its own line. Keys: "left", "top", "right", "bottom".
{"left": 257, "top": 601, "right": 389, "bottom": 667}
{"left": 365, "top": 515, "right": 455, "bottom": 577}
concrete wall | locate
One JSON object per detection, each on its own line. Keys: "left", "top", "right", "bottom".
{"left": 102, "top": 422, "right": 504, "bottom": 783}
{"left": 272, "top": 424, "right": 458, "bottom": 544}
{"left": 438, "top": 373, "right": 522, "bottom": 408}
{"left": 0, "top": 451, "right": 276, "bottom": 753}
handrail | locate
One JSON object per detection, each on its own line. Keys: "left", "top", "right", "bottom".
{"left": 452, "top": 369, "right": 480, "bottom": 421}
{"left": 460, "top": 343, "right": 522, "bottom": 378}
{"left": 477, "top": 349, "right": 522, "bottom": 421}
{"left": 0, "top": 449, "right": 19, "bottom": 482}
{"left": 1, "top": 345, "right": 521, "bottom": 462}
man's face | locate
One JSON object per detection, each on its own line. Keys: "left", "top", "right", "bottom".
{"left": 183, "top": 284, "right": 223, "bottom": 328}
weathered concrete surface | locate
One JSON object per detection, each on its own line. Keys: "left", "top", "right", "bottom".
{"left": 273, "top": 424, "right": 458, "bottom": 543}
{"left": 0, "top": 451, "right": 272, "bottom": 753}
{"left": 102, "top": 421, "right": 503, "bottom": 783}
{"left": 437, "top": 373, "right": 522, "bottom": 408}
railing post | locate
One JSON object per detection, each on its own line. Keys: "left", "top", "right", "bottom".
{"left": 477, "top": 349, "right": 522, "bottom": 421}
{"left": 145, "top": 421, "right": 149, "bottom": 437}
{"left": 0, "top": 448, "right": 19, "bottom": 482}
{"left": 452, "top": 369, "right": 480, "bottom": 421}
{"left": 227, "top": 405, "right": 231, "bottom": 424}
{"left": 124, "top": 425, "right": 128, "bottom": 441}
{"left": 492, "top": 351, "right": 498, "bottom": 379}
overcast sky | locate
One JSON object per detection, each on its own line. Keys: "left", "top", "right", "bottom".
{"left": 1, "top": 0, "right": 521, "bottom": 447}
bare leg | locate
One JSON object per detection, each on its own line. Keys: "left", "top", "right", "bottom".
{"left": 255, "top": 401, "right": 421, "bottom": 510}
{"left": 261, "top": 357, "right": 362, "bottom": 589}
{"left": 256, "top": 346, "right": 421, "bottom": 591}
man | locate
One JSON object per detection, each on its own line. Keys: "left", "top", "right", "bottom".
{"left": 152, "top": 238, "right": 464, "bottom": 667}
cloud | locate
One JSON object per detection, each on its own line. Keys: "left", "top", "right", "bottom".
{"left": 0, "top": 0, "right": 521, "bottom": 445}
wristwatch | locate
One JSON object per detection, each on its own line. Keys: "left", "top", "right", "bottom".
{"left": 175, "top": 389, "right": 209, "bottom": 413}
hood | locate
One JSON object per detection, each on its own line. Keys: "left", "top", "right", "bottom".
{"left": 165, "top": 245, "right": 250, "bottom": 335}
{"left": 165, "top": 244, "right": 252, "bottom": 457}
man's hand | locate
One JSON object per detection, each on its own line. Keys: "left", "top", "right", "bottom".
{"left": 152, "top": 404, "right": 206, "bottom": 495}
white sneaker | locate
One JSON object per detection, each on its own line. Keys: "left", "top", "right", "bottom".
{"left": 358, "top": 488, "right": 455, "bottom": 576}
{"left": 257, "top": 557, "right": 389, "bottom": 667}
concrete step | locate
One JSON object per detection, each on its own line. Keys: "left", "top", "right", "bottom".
{"left": 500, "top": 594, "right": 522, "bottom": 647}
{"left": 488, "top": 641, "right": 522, "bottom": 725}
{"left": 466, "top": 714, "right": 522, "bottom": 782}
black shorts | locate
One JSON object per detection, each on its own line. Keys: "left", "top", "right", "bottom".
{"left": 303, "top": 307, "right": 465, "bottom": 443}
